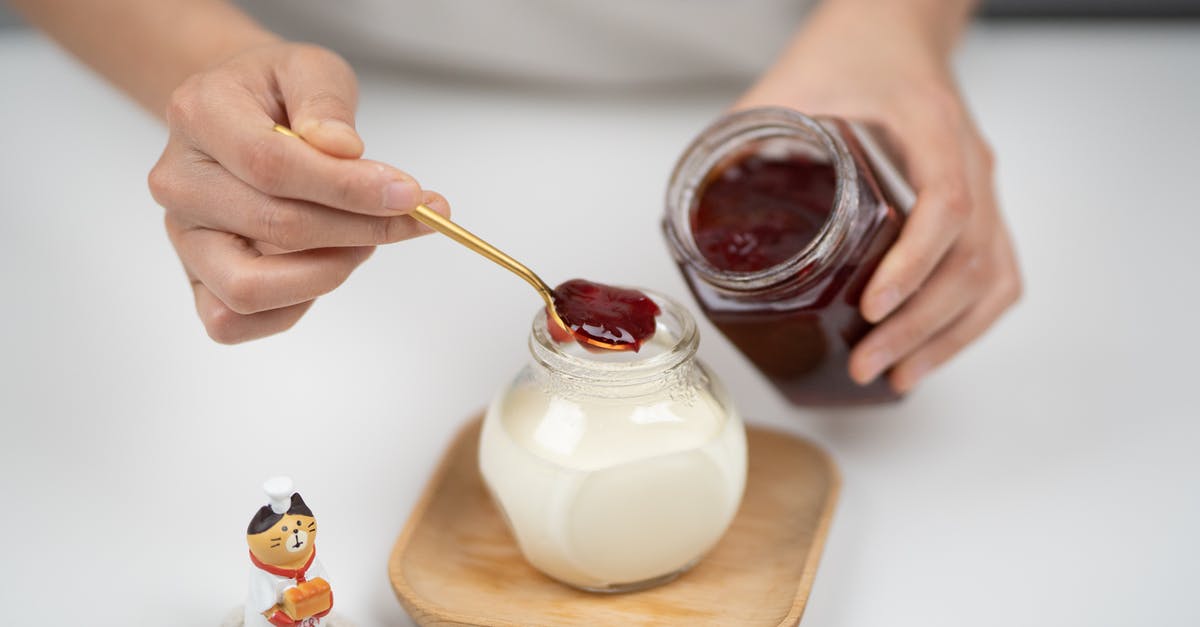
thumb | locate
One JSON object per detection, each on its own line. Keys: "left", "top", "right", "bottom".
{"left": 280, "top": 47, "right": 364, "bottom": 159}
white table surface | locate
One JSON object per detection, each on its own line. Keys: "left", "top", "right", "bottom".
{"left": 1, "top": 21, "right": 1198, "bottom": 627}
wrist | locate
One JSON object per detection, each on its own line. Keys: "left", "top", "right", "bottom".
{"left": 209, "top": 26, "right": 282, "bottom": 63}
{"left": 153, "top": 2, "right": 283, "bottom": 115}
{"left": 175, "top": 16, "right": 281, "bottom": 76}
{"left": 736, "top": 0, "right": 971, "bottom": 115}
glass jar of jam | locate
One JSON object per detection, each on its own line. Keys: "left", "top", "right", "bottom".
{"left": 478, "top": 291, "right": 747, "bottom": 593}
{"left": 663, "top": 107, "right": 914, "bottom": 406}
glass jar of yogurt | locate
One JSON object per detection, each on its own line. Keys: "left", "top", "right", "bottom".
{"left": 479, "top": 291, "right": 746, "bottom": 593}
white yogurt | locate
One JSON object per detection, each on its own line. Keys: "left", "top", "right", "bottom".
{"left": 479, "top": 313, "right": 747, "bottom": 591}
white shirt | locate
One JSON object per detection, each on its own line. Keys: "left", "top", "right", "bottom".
{"left": 244, "top": 555, "right": 331, "bottom": 627}
{"left": 236, "top": 0, "right": 816, "bottom": 85}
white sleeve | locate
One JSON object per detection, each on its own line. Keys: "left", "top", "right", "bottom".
{"left": 247, "top": 568, "right": 285, "bottom": 613}
{"left": 306, "top": 556, "right": 331, "bottom": 586}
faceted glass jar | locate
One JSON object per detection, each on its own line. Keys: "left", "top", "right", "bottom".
{"left": 663, "top": 107, "right": 913, "bottom": 406}
{"left": 478, "top": 292, "right": 747, "bottom": 593}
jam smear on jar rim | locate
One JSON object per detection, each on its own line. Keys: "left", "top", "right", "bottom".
{"left": 546, "top": 279, "right": 661, "bottom": 352}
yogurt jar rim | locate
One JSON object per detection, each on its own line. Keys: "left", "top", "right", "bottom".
{"left": 528, "top": 289, "right": 699, "bottom": 385}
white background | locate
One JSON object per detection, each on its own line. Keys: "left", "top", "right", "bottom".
{"left": 1, "top": 22, "right": 1198, "bottom": 627}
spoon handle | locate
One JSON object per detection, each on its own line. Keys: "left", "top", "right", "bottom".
{"left": 271, "top": 124, "right": 558, "bottom": 310}
{"left": 407, "top": 204, "right": 557, "bottom": 307}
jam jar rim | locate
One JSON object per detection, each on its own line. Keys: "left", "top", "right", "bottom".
{"left": 527, "top": 289, "right": 699, "bottom": 387}
{"left": 662, "top": 106, "right": 860, "bottom": 293}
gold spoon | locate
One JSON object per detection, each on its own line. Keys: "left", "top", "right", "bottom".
{"left": 270, "top": 124, "right": 597, "bottom": 345}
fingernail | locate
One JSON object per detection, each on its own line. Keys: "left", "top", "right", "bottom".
{"left": 867, "top": 286, "right": 901, "bottom": 322}
{"left": 855, "top": 347, "right": 893, "bottom": 384}
{"left": 383, "top": 180, "right": 421, "bottom": 212}
{"left": 320, "top": 119, "right": 358, "bottom": 139}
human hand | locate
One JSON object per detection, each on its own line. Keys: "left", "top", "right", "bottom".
{"left": 736, "top": 1, "right": 1021, "bottom": 392}
{"left": 149, "top": 42, "right": 449, "bottom": 343}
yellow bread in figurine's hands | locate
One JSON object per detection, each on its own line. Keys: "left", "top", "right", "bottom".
{"left": 282, "top": 578, "right": 332, "bottom": 620}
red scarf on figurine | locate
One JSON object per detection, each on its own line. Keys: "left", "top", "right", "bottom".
{"left": 249, "top": 546, "right": 317, "bottom": 583}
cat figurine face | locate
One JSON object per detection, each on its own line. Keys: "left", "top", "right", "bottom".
{"left": 246, "top": 493, "right": 318, "bottom": 569}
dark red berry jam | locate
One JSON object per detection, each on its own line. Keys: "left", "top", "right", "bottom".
{"left": 547, "top": 279, "right": 661, "bottom": 351}
{"left": 692, "top": 154, "right": 836, "bottom": 273}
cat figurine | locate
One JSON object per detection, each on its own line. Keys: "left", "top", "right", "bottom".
{"left": 244, "top": 477, "right": 333, "bottom": 627}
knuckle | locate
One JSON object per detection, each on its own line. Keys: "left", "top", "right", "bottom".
{"left": 332, "top": 265, "right": 357, "bottom": 292}
{"left": 325, "top": 253, "right": 363, "bottom": 292}
{"left": 202, "top": 305, "right": 246, "bottom": 345}
{"left": 976, "top": 139, "right": 996, "bottom": 174}
{"left": 333, "top": 167, "right": 371, "bottom": 206}
{"left": 146, "top": 161, "right": 177, "bottom": 207}
{"left": 1000, "top": 272, "right": 1024, "bottom": 306}
{"left": 278, "top": 312, "right": 305, "bottom": 334}
{"left": 295, "top": 44, "right": 352, "bottom": 74}
{"left": 221, "top": 268, "right": 263, "bottom": 315}
{"left": 244, "top": 137, "right": 287, "bottom": 194}
{"left": 259, "top": 198, "right": 306, "bottom": 249}
{"left": 162, "top": 213, "right": 187, "bottom": 245}
{"left": 961, "top": 252, "right": 989, "bottom": 286}
{"left": 946, "top": 319, "right": 976, "bottom": 350}
{"left": 975, "top": 254, "right": 1022, "bottom": 312}
{"left": 292, "top": 43, "right": 333, "bottom": 64}
{"left": 925, "top": 85, "right": 964, "bottom": 122}
{"left": 940, "top": 181, "right": 972, "bottom": 223}
{"left": 375, "top": 216, "right": 404, "bottom": 244}
{"left": 303, "top": 88, "right": 350, "bottom": 113}
{"left": 889, "top": 253, "right": 935, "bottom": 291}
{"left": 165, "top": 77, "right": 201, "bottom": 129}
{"left": 892, "top": 318, "right": 930, "bottom": 352}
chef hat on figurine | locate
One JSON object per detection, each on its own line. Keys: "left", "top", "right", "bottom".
{"left": 263, "top": 476, "right": 294, "bottom": 514}
{"left": 247, "top": 476, "right": 314, "bottom": 535}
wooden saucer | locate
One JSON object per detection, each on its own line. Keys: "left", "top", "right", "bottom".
{"left": 389, "top": 415, "right": 839, "bottom": 626}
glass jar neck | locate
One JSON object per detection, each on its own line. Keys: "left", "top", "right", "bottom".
{"left": 663, "top": 107, "right": 860, "bottom": 294}
{"left": 528, "top": 291, "right": 700, "bottom": 400}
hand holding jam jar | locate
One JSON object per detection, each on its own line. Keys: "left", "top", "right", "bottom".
{"left": 677, "top": 0, "right": 1022, "bottom": 399}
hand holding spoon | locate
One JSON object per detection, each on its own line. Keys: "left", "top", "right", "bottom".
{"left": 272, "top": 124, "right": 657, "bottom": 351}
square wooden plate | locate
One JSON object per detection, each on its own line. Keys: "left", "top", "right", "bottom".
{"left": 389, "top": 415, "right": 839, "bottom": 626}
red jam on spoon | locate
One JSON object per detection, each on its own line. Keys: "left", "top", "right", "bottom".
{"left": 546, "top": 279, "right": 661, "bottom": 351}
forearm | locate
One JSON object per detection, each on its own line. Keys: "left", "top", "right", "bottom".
{"left": 742, "top": 0, "right": 976, "bottom": 106}
{"left": 9, "top": 0, "right": 278, "bottom": 117}
{"left": 811, "top": 0, "right": 976, "bottom": 59}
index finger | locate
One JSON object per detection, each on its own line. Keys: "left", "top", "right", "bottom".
{"left": 192, "top": 98, "right": 422, "bottom": 217}
{"left": 860, "top": 119, "right": 972, "bottom": 323}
